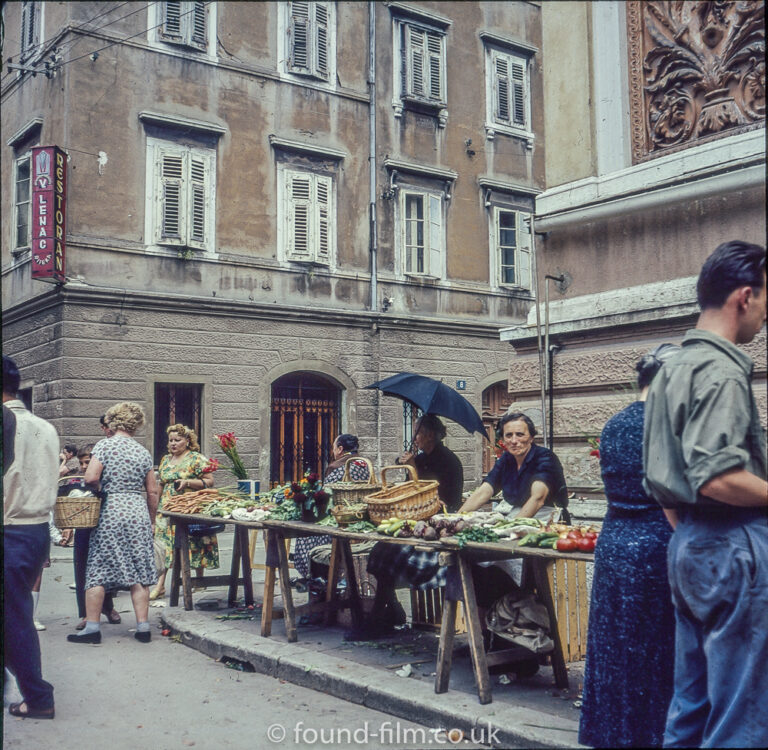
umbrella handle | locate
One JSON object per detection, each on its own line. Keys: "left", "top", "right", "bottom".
{"left": 380, "top": 464, "right": 417, "bottom": 489}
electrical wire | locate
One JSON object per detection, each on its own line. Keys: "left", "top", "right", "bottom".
{"left": 56, "top": 1, "right": 213, "bottom": 69}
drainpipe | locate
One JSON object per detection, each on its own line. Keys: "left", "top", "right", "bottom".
{"left": 368, "top": 2, "right": 378, "bottom": 312}
{"left": 544, "top": 274, "right": 565, "bottom": 450}
{"left": 530, "top": 218, "right": 548, "bottom": 448}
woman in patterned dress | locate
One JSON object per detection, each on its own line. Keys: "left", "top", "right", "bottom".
{"left": 67, "top": 402, "right": 160, "bottom": 645}
{"left": 579, "top": 344, "right": 681, "bottom": 747}
{"left": 150, "top": 424, "right": 217, "bottom": 599}
{"left": 292, "top": 434, "right": 370, "bottom": 582}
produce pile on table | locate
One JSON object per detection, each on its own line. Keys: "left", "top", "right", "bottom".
{"left": 373, "top": 512, "right": 599, "bottom": 553}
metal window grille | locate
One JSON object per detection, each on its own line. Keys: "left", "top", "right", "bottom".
{"left": 402, "top": 401, "right": 423, "bottom": 452}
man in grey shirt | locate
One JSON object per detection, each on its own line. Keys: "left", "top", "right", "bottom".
{"left": 643, "top": 240, "right": 767, "bottom": 748}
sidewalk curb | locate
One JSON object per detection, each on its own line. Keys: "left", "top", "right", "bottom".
{"left": 162, "top": 610, "right": 584, "bottom": 749}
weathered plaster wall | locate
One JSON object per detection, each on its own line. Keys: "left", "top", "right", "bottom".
{"left": 540, "top": 0, "right": 594, "bottom": 187}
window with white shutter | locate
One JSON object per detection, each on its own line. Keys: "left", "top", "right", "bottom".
{"left": 148, "top": 140, "right": 215, "bottom": 253}
{"left": 282, "top": 169, "right": 334, "bottom": 265}
{"left": 159, "top": 1, "right": 209, "bottom": 52}
{"left": 485, "top": 44, "right": 532, "bottom": 139}
{"left": 494, "top": 208, "right": 531, "bottom": 289}
{"left": 399, "top": 190, "right": 444, "bottom": 278}
{"left": 20, "top": 2, "right": 41, "bottom": 60}
{"left": 287, "top": 1, "right": 332, "bottom": 81}
{"left": 400, "top": 23, "right": 445, "bottom": 104}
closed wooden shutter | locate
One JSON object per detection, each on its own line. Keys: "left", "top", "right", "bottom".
{"left": 288, "top": 173, "right": 312, "bottom": 260}
{"left": 315, "top": 2, "right": 329, "bottom": 79}
{"left": 159, "top": 152, "right": 184, "bottom": 243}
{"left": 191, "top": 1, "right": 207, "bottom": 49}
{"left": 290, "top": 1, "right": 311, "bottom": 73}
{"left": 426, "top": 32, "right": 443, "bottom": 101}
{"left": 188, "top": 157, "right": 207, "bottom": 248}
{"left": 408, "top": 26, "right": 425, "bottom": 97}
{"left": 162, "top": 1, "right": 183, "bottom": 39}
{"left": 494, "top": 54, "right": 511, "bottom": 123}
{"left": 512, "top": 60, "right": 527, "bottom": 127}
{"left": 316, "top": 176, "right": 330, "bottom": 261}
{"left": 21, "top": 2, "right": 37, "bottom": 56}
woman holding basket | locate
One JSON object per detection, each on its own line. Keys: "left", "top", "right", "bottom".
{"left": 67, "top": 402, "right": 159, "bottom": 645}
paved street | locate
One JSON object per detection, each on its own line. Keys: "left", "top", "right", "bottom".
{"left": 4, "top": 547, "right": 479, "bottom": 750}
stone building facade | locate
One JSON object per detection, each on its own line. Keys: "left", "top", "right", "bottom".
{"left": 2, "top": 1, "right": 545, "bottom": 488}
{"left": 502, "top": 0, "right": 766, "bottom": 519}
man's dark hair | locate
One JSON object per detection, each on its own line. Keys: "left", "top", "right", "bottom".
{"left": 498, "top": 412, "right": 537, "bottom": 438}
{"left": 64, "top": 443, "right": 77, "bottom": 455}
{"left": 77, "top": 444, "right": 95, "bottom": 459}
{"left": 697, "top": 241, "right": 766, "bottom": 310}
{"left": 2, "top": 356, "right": 20, "bottom": 396}
{"left": 335, "top": 433, "right": 359, "bottom": 453}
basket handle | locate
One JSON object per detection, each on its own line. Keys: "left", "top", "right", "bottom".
{"left": 380, "top": 464, "right": 418, "bottom": 489}
{"left": 341, "top": 456, "right": 377, "bottom": 485}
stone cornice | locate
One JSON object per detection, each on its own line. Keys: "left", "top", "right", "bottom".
{"left": 2, "top": 283, "right": 508, "bottom": 339}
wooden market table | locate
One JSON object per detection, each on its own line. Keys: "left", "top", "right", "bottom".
{"left": 160, "top": 511, "right": 593, "bottom": 704}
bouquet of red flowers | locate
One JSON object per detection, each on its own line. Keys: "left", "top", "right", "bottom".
{"left": 284, "top": 470, "right": 330, "bottom": 519}
{"left": 214, "top": 432, "right": 248, "bottom": 480}
{"left": 588, "top": 437, "right": 601, "bottom": 460}
{"left": 202, "top": 457, "right": 220, "bottom": 474}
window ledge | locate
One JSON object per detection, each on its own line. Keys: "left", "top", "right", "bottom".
{"left": 478, "top": 177, "right": 540, "bottom": 195}
{"left": 404, "top": 272, "right": 440, "bottom": 283}
{"left": 139, "top": 111, "right": 226, "bottom": 136}
{"left": 269, "top": 135, "right": 347, "bottom": 161}
{"left": 286, "top": 258, "right": 331, "bottom": 268}
{"left": 396, "top": 96, "right": 448, "bottom": 126}
{"left": 479, "top": 31, "right": 537, "bottom": 56}
{"left": 388, "top": 2, "right": 452, "bottom": 29}
{"left": 485, "top": 125, "right": 534, "bottom": 148}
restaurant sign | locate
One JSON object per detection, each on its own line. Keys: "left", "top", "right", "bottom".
{"left": 30, "top": 146, "right": 67, "bottom": 283}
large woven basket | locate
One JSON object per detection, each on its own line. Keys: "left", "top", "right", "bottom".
{"left": 326, "top": 457, "right": 381, "bottom": 507}
{"left": 54, "top": 494, "right": 101, "bottom": 529}
{"left": 366, "top": 465, "right": 441, "bottom": 524}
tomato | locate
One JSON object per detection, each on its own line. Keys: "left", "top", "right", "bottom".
{"left": 567, "top": 530, "right": 583, "bottom": 540}
{"left": 576, "top": 537, "right": 595, "bottom": 553}
{"left": 556, "top": 537, "right": 578, "bottom": 552}
{"left": 583, "top": 531, "right": 598, "bottom": 541}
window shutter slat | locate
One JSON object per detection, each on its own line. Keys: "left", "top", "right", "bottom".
{"left": 512, "top": 61, "right": 526, "bottom": 126}
{"left": 290, "top": 1, "right": 311, "bottom": 72}
{"left": 188, "top": 158, "right": 206, "bottom": 247}
{"left": 409, "top": 27, "right": 425, "bottom": 96}
{"left": 315, "top": 3, "right": 329, "bottom": 78}
{"left": 288, "top": 174, "right": 312, "bottom": 259}
{"left": 191, "top": 1, "right": 207, "bottom": 47}
{"left": 316, "top": 178, "right": 330, "bottom": 259}
{"left": 495, "top": 56, "right": 511, "bottom": 123}
{"left": 163, "top": 1, "right": 182, "bottom": 37}
{"left": 160, "top": 153, "right": 184, "bottom": 242}
{"left": 427, "top": 33, "right": 442, "bottom": 100}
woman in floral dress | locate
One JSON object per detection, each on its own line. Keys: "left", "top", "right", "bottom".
{"left": 67, "top": 402, "right": 160, "bottom": 645}
{"left": 150, "top": 424, "right": 217, "bottom": 599}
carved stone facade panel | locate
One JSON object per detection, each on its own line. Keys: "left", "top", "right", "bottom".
{"left": 627, "top": 0, "right": 765, "bottom": 162}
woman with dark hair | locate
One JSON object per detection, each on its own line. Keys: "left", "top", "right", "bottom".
{"left": 292, "top": 434, "right": 370, "bottom": 582}
{"left": 579, "top": 343, "right": 681, "bottom": 748}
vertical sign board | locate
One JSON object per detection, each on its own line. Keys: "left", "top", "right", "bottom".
{"left": 30, "top": 146, "right": 66, "bottom": 283}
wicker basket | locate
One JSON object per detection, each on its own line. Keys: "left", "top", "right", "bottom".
{"left": 366, "top": 465, "right": 441, "bottom": 524}
{"left": 326, "top": 457, "right": 381, "bottom": 506}
{"left": 54, "top": 494, "right": 101, "bottom": 529}
{"left": 330, "top": 503, "right": 369, "bottom": 526}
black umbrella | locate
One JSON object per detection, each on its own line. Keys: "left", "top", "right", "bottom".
{"left": 366, "top": 372, "right": 488, "bottom": 438}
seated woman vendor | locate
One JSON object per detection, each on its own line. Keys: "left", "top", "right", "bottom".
{"left": 460, "top": 412, "right": 568, "bottom": 522}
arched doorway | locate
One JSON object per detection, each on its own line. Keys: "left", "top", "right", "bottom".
{"left": 481, "top": 381, "right": 513, "bottom": 476}
{"left": 270, "top": 372, "right": 341, "bottom": 486}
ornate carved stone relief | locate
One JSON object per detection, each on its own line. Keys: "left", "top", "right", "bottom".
{"left": 627, "top": 0, "right": 765, "bottom": 162}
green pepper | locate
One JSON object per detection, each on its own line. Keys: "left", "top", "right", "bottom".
{"left": 538, "top": 536, "right": 559, "bottom": 548}
{"left": 517, "top": 532, "right": 544, "bottom": 547}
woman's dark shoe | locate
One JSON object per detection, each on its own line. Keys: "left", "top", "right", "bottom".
{"left": 134, "top": 631, "right": 151, "bottom": 643}
{"left": 66, "top": 631, "right": 101, "bottom": 644}
{"left": 104, "top": 609, "right": 121, "bottom": 624}
{"left": 8, "top": 702, "right": 55, "bottom": 720}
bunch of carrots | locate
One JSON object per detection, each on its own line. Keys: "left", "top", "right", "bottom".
{"left": 162, "top": 488, "right": 220, "bottom": 514}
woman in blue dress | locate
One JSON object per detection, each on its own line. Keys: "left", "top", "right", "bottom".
{"left": 579, "top": 344, "right": 680, "bottom": 748}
